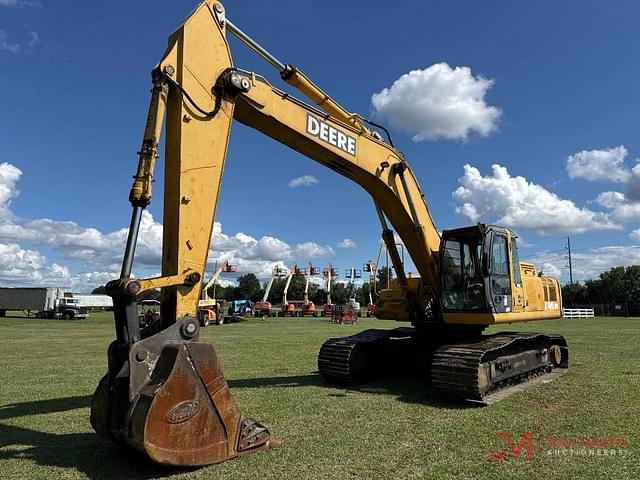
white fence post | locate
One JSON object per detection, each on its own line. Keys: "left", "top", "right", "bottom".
{"left": 562, "top": 308, "right": 595, "bottom": 319}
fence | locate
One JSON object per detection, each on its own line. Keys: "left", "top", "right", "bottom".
{"left": 564, "top": 303, "right": 631, "bottom": 317}
{"left": 563, "top": 308, "right": 595, "bottom": 319}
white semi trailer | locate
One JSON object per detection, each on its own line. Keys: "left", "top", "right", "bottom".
{"left": 73, "top": 294, "right": 113, "bottom": 309}
{"left": 0, "top": 287, "right": 88, "bottom": 319}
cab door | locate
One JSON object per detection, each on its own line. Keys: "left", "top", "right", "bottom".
{"left": 509, "top": 234, "right": 525, "bottom": 312}
{"left": 489, "top": 232, "right": 512, "bottom": 313}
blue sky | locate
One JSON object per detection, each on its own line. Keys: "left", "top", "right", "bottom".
{"left": 2, "top": 0, "right": 640, "bottom": 291}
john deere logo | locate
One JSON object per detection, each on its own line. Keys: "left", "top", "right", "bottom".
{"left": 306, "top": 114, "right": 356, "bottom": 156}
{"left": 166, "top": 400, "right": 200, "bottom": 424}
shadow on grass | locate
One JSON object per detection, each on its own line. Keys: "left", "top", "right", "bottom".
{"left": 0, "top": 395, "right": 93, "bottom": 420}
{"left": 0, "top": 396, "right": 195, "bottom": 479}
{"left": 229, "top": 373, "right": 474, "bottom": 409}
{"left": 0, "top": 423, "right": 194, "bottom": 480}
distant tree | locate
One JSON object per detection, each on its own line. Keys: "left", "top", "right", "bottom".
{"left": 357, "top": 282, "right": 372, "bottom": 305}
{"left": 313, "top": 288, "right": 327, "bottom": 305}
{"left": 330, "top": 283, "right": 349, "bottom": 305}
{"left": 287, "top": 276, "right": 307, "bottom": 301}
{"left": 561, "top": 283, "right": 587, "bottom": 306}
{"left": 232, "top": 273, "right": 263, "bottom": 302}
{"left": 561, "top": 265, "right": 640, "bottom": 316}
{"left": 267, "top": 278, "right": 286, "bottom": 304}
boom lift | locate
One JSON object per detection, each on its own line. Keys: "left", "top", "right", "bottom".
{"left": 92, "top": 1, "right": 568, "bottom": 467}
{"left": 254, "top": 265, "right": 286, "bottom": 316}
{"left": 322, "top": 264, "right": 338, "bottom": 317}
{"left": 279, "top": 264, "right": 302, "bottom": 316}
{"left": 364, "top": 260, "right": 377, "bottom": 317}
{"left": 300, "top": 263, "right": 319, "bottom": 317}
{"left": 198, "top": 260, "right": 236, "bottom": 326}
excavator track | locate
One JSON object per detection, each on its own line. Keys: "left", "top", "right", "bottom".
{"left": 431, "top": 333, "right": 568, "bottom": 404}
{"left": 318, "top": 328, "right": 419, "bottom": 384}
{"left": 319, "top": 329, "right": 568, "bottom": 405}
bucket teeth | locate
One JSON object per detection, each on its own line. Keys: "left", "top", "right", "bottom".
{"left": 237, "top": 417, "right": 271, "bottom": 452}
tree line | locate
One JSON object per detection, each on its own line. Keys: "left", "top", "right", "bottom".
{"left": 93, "top": 266, "right": 394, "bottom": 306}
{"left": 561, "top": 265, "right": 640, "bottom": 316}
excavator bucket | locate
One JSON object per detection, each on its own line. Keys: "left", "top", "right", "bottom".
{"left": 91, "top": 314, "right": 273, "bottom": 466}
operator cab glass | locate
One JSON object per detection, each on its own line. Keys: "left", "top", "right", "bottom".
{"left": 440, "top": 225, "right": 516, "bottom": 313}
{"left": 440, "top": 231, "right": 486, "bottom": 311}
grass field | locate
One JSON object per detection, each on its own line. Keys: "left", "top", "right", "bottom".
{"left": 1, "top": 313, "right": 639, "bottom": 479}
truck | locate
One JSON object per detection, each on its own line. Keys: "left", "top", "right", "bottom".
{"left": 73, "top": 294, "right": 113, "bottom": 309}
{"left": 0, "top": 287, "right": 88, "bottom": 319}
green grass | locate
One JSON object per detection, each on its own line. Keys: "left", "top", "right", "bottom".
{"left": 1, "top": 313, "right": 639, "bottom": 479}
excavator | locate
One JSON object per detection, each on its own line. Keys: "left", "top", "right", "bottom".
{"left": 91, "top": 0, "right": 568, "bottom": 468}
{"left": 253, "top": 265, "right": 285, "bottom": 316}
{"left": 197, "top": 260, "right": 236, "bottom": 326}
{"left": 300, "top": 263, "right": 319, "bottom": 317}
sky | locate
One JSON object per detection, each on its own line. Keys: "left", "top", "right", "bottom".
{"left": 2, "top": 0, "right": 640, "bottom": 292}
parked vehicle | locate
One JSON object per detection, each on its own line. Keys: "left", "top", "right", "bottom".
{"left": 0, "top": 287, "right": 88, "bottom": 319}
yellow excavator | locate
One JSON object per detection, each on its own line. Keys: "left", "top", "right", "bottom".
{"left": 91, "top": 0, "right": 568, "bottom": 467}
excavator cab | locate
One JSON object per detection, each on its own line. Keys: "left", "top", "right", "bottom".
{"left": 439, "top": 225, "right": 490, "bottom": 313}
{"left": 439, "top": 224, "right": 561, "bottom": 324}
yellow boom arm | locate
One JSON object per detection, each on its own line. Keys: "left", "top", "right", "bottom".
{"left": 117, "top": 1, "right": 441, "bottom": 329}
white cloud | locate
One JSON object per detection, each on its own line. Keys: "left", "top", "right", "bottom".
{"left": 371, "top": 63, "right": 501, "bottom": 141}
{"left": 0, "top": 162, "right": 21, "bottom": 219}
{"left": 0, "top": 30, "right": 19, "bottom": 53}
{"left": 565, "top": 145, "right": 640, "bottom": 221}
{"left": 533, "top": 246, "right": 640, "bottom": 283}
{"left": 0, "top": 0, "right": 40, "bottom": 7}
{"left": 540, "top": 262, "right": 561, "bottom": 279}
{"left": 595, "top": 191, "right": 640, "bottom": 224}
{"left": 453, "top": 164, "right": 618, "bottom": 235}
{"left": 630, "top": 229, "right": 640, "bottom": 242}
{"left": 0, "top": 161, "right": 336, "bottom": 290}
{"left": 566, "top": 146, "right": 629, "bottom": 182}
{"left": 337, "top": 238, "right": 357, "bottom": 249}
{"left": 288, "top": 175, "right": 319, "bottom": 188}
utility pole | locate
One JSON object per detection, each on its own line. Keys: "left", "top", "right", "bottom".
{"left": 565, "top": 237, "right": 573, "bottom": 285}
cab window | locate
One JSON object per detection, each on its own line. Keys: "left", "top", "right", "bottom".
{"left": 490, "top": 235, "right": 511, "bottom": 296}
{"left": 441, "top": 238, "right": 486, "bottom": 310}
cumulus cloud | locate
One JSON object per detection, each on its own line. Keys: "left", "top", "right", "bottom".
{"left": 288, "top": 175, "right": 319, "bottom": 188}
{"left": 0, "top": 162, "right": 21, "bottom": 219}
{"left": 371, "top": 63, "right": 501, "bottom": 141}
{"left": 565, "top": 145, "right": 640, "bottom": 222}
{"left": 595, "top": 191, "right": 640, "bottom": 224}
{"left": 566, "top": 146, "right": 629, "bottom": 182}
{"left": 453, "top": 164, "right": 618, "bottom": 235}
{"left": 337, "top": 238, "right": 357, "bottom": 248}
{"left": 0, "top": 161, "right": 336, "bottom": 291}
{"left": 534, "top": 246, "right": 640, "bottom": 283}
{"left": 540, "top": 262, "right": 562, "bottom": 279}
